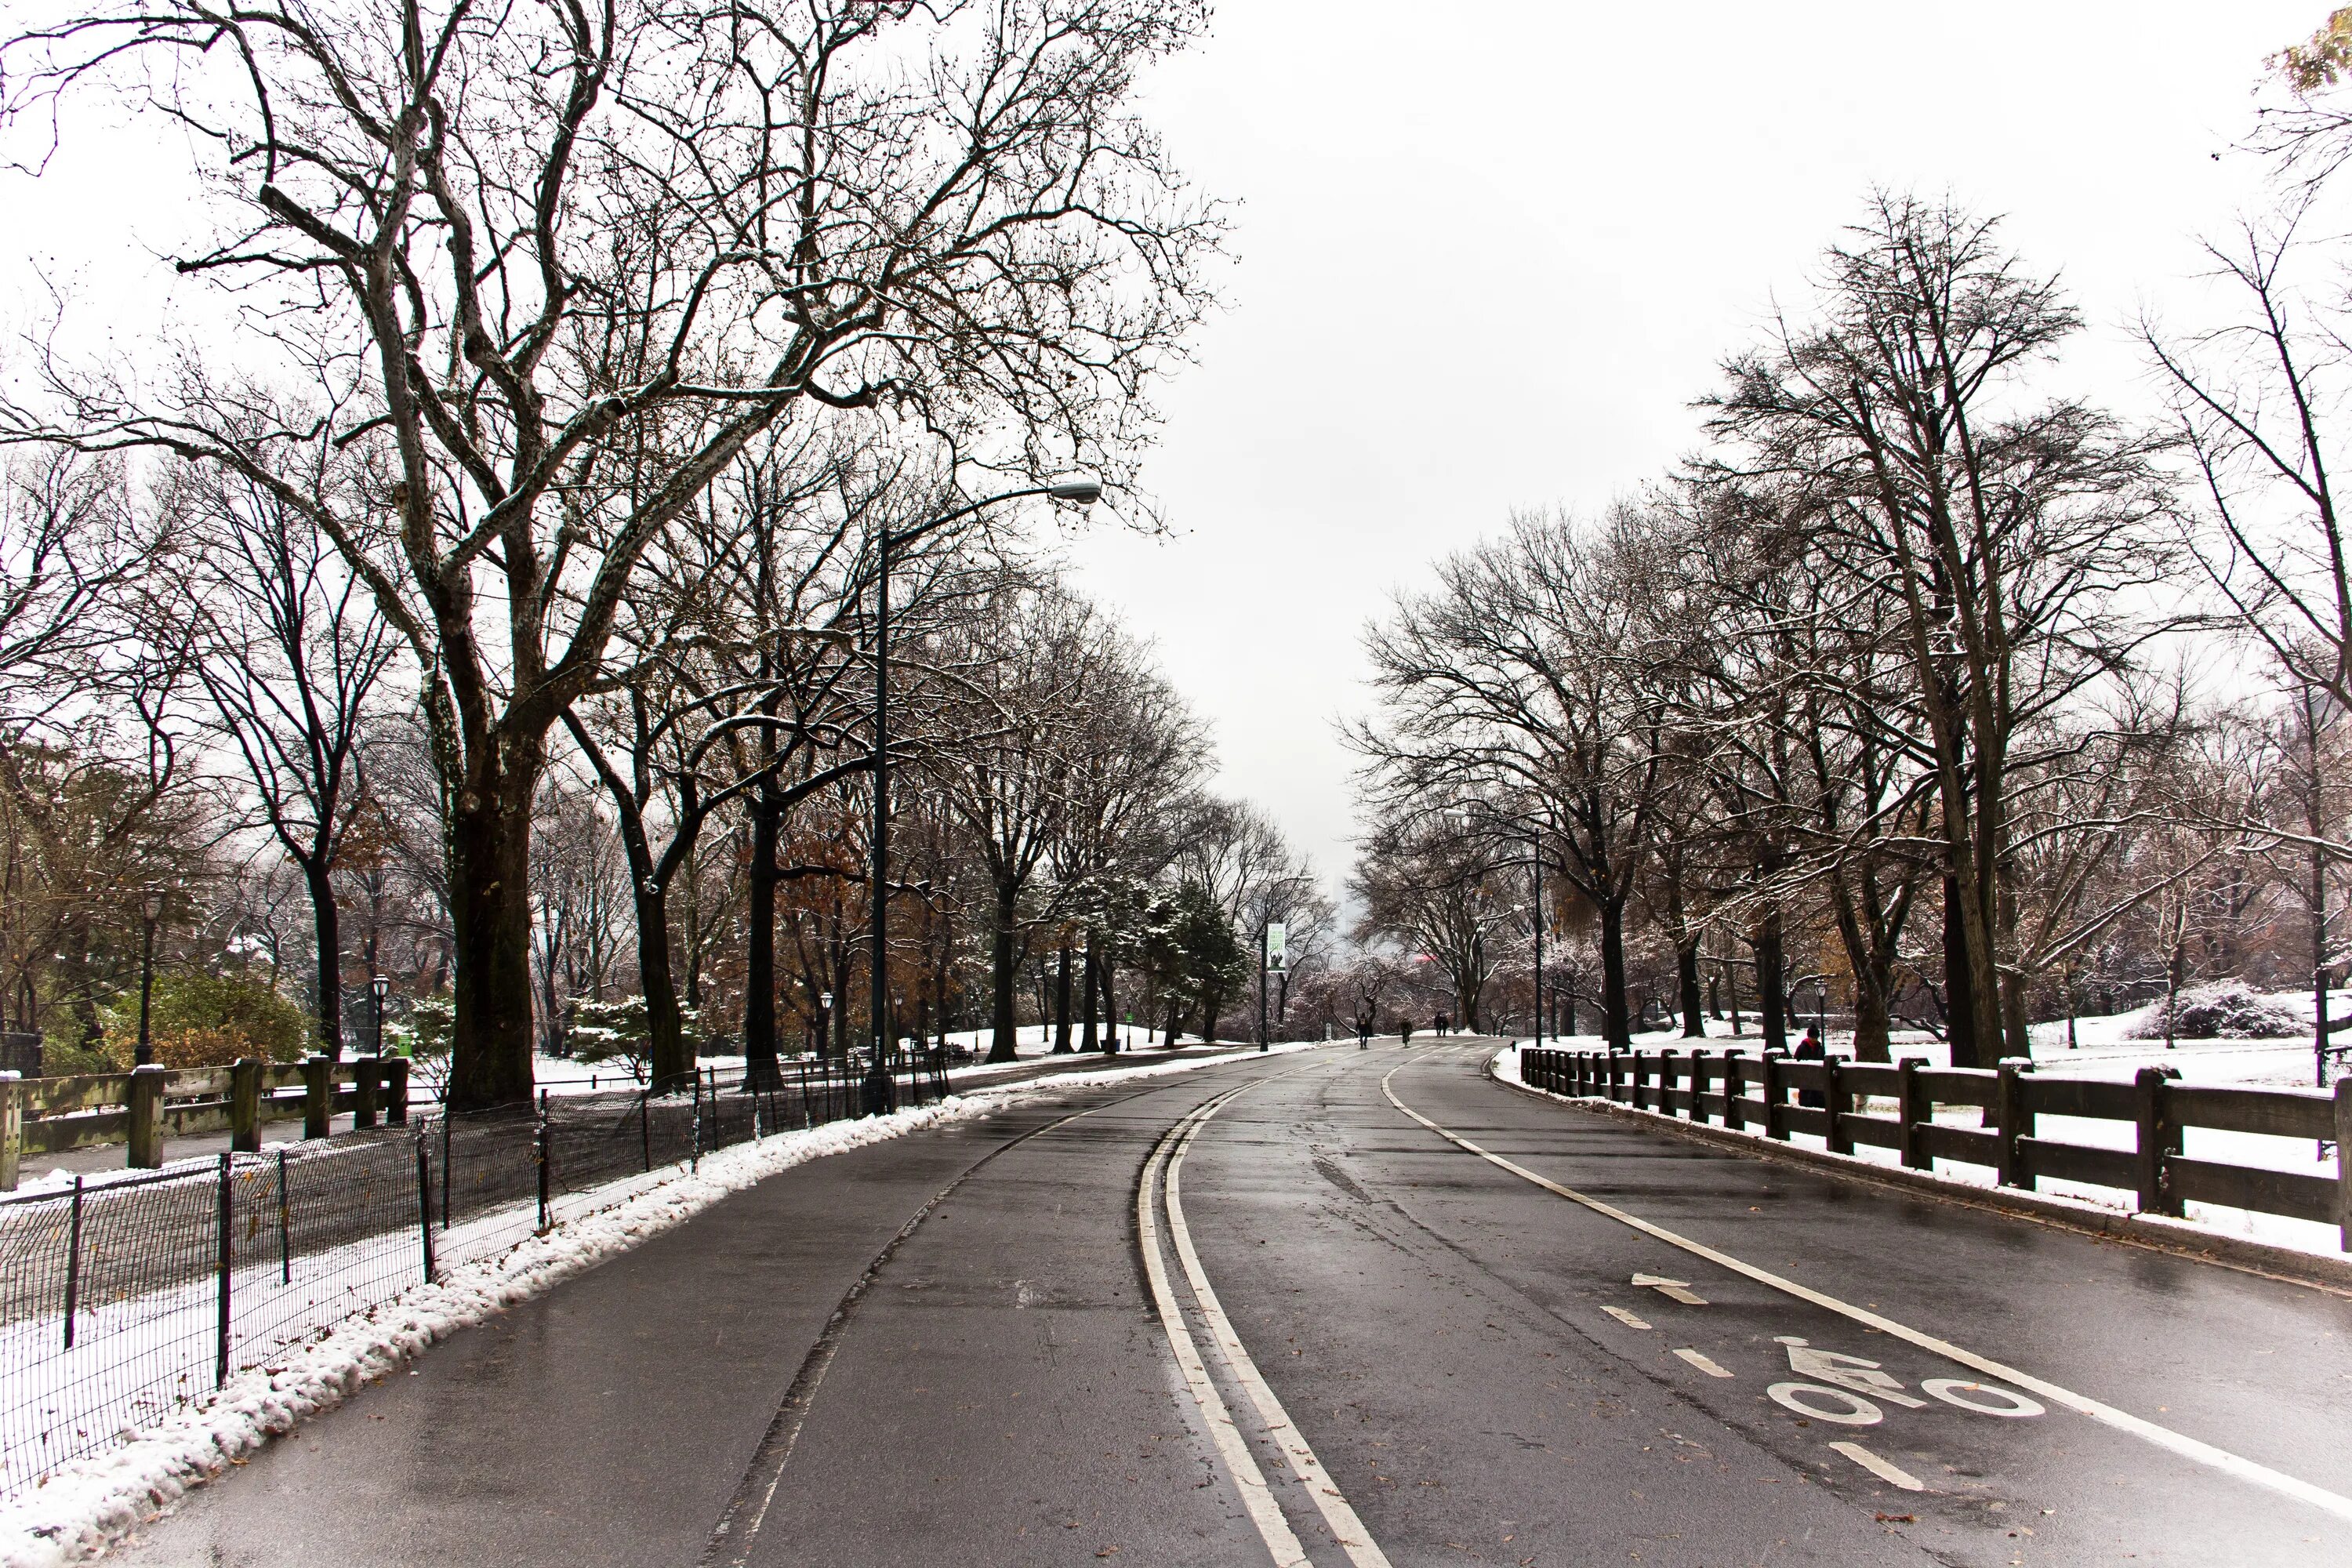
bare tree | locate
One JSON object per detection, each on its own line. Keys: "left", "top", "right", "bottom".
{"left": 183, "top": 465, "right": 398, "bottom": 1056}
{"left": 2, "top": 0, "right": 1220, "bottom": 1105}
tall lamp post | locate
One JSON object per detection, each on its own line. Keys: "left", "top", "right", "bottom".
{"left": 371, "top": 975, "right": 391, "bottom": 1057}
{"left": 865, "top": 477, "right": 1102, "bottom": 1113}
{"left": 133, "top": 885, "right": 164, "bottom": 1067}
{"left": 1531, "top": 833, "right": 1544, "bottom": 1047}
{"left": 818, "top": 990, "right": 833, "bottom": 1060}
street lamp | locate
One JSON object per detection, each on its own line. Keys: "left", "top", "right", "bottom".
{"left": 865, "top": 477, "right": 1102, "bottom": 1113}
{"left": 818, "top": 990, "right": 833, "bottom": 1060}
{"left": 133, "top": 885, "right": 165, "bottom": 1068}
{"left": 371, "top": 975, "right": 391, "bottom": 1058}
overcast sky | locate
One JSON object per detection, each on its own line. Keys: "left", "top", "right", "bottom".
{"left": 0, "top": 2, "right": 2328, "bottom": 902}
{"left": 1065, "top": 1, "right": 2322, "bottom": 896}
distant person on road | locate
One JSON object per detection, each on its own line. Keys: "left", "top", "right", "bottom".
{"left": 1399, "top": 1021, "right": 1415, "bottom": 1048}
{"left": 1436, "top": 1011, "right": 1450, "bottom": 1036}
{"left": 1357, "top": 1014, "right": 1372, "bottom": 1050}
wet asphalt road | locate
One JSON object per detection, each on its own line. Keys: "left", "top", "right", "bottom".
{"left": 122, "top": 1041, "right": 2352, "bottom": 1566}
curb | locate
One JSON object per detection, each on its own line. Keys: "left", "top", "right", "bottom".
{"left": 1483, "top": 1057, "right": 2352, "bottom": 1298}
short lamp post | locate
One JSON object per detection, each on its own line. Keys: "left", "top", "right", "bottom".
{"left": 371, "top": 975, "right": 391, "bottom": 1058}
{"left": 133, "top": 885, "right": 165, "bottom": 1068}
{"left": 866, "top": 476, "right": 1102, "bottom": 1113}
{"left": 818, "top": 991, "right": 833, "bottom": 1060}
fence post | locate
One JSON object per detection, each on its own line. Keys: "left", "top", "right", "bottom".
{"left": 1824, "top": 1056, "right": 1851, "bottom": 1155}
{"left": 2133, "top": 1066, "right": 2181, "bottom": 1218}
{"left": 690, "top": 1072, "right": 702, "bottom": 1172}
{"left": 1995, "top": 1058, "right": 2034, "bottom": 1190}
{"left": 63, "top": 1174, "right": 82, "bottom": 1349}
{"left": 215, "top": 1151, "right": 233, "bottom": 1387}
{"left": 640, "top": 1090, "right": 652, "bottom": 1172}
{"left": 1761, "top": 1049, "right": 1788, "bottom": 1141}
{"left": 353, "top": 1056, "right": 379, "bottom": 1131}
{"left": 1690, "top": 1048, "right": 1711, "bottom": 1123}
{"left": 127, "top": 1063, "right": 168, "bottom": 1168}
{"left": 302, "top": 1053, "right": 332, "bottom": 1140}
{"left": 535, "top": 1090, "right": 551, "bottom": 1232}
{"left": 441, "top": 1111, "right": 452, "bottom": 1229}
{"left": 277, "top": 1148, "right": 292, "bottom": 1283}
{"left": 229, "top": 1058, "right": 262, "bottom": 1154}
{"left": 2336, "top": 1077, "right": 2352, "bottom": 1252}
{"left": 1896, "top": 1058, "right": 1927, "bottom": 1171}
{"left": 0, "top": 1070, "right": 19, "bottom": 1192}
{"left": 416, "top": 1136, "right": 436, "bottom": 1284}
{"left": 383, "top": 1058, "right": 410, "bottom": 1126}
{"left": 1659, "top": 1049, "right": 1681, "bottom": 1118}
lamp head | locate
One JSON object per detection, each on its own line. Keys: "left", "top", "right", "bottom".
{"left": 371, "top": 976, "right": 391, "bottom": 1002}
{"left": 1047, "top": 477, "right": 1103, "bottom": 504}
{"left": 820, "top": 991, "right": 833, "bottom": 1010}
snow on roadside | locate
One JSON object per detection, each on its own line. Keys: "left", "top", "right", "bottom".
{"left": 1487, "top": 1043, "right": 2347, "bottom": 1264}
{"left": 0, "top": 1040, "right": 1319, "bottom": 1567}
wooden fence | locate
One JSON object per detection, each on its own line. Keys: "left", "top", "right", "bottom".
{"left": 1518, "top": 1045, "right": 2352, "bottom": 1250}
{"left": 0, "top": 1054, "right": 412, "bottom": 1189}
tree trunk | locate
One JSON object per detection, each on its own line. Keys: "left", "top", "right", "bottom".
{"left": 1101, "top": 960, "right": 1120, "bottom": 1054}
{"left": 303, "top": 858, "right": 344, "bottom": 1058}
{"left": 1753, "top": 915, "right": 1788, "bottom": 1055}
{"left": 1851, "top": 977, "right": 1891, "bottom": 1064}
{"left": 1598, "top": 895, "right": 1632, "bottom": 1047}
{"left": 445, "top": 760, "right": 543, "bottom": 1111}
{"left": 637, "top": 882, "right": 694, "bottom": 1091}
{"left": 1199, "top": 985, "right": 1222, "bottom": 1047}
{"left": 1941, "top": 872, "right": 1980, "bottom": 1069}
{"left": 1676, "top": 938, "right": 1704, "bottom": 1039}
{"left": 1163, "top": 996, "right": 1183, "bottom": 1048}
{"left": 742, "top": 786, "right": 780, "bottom": 1089}
{"left": 1082, "top": 936, "right": 1102, "bottom": 1052}
{"left": 987, "top": 884, "right": 1020, "bottom": 1063}
{"left": 1052, "top": 944, "right": 1074, "bottom": 1052}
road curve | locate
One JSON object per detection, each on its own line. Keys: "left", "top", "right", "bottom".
{"left": 122, "top": 1041, "right": 2352, "bottom": 1566}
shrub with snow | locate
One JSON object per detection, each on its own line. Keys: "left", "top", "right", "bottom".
{"left": 2125, "top": 981, "right": 2303, "bottom": 1041}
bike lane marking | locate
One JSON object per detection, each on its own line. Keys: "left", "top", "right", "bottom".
{"left": 1381, "top": 1063, "right": 2352, "bottom": 1525}
{"left": 1829, "top": 1441, "right": 1926, "bottom": 1492}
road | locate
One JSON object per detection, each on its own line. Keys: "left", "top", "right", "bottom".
{"left": 123, "top": 1040, "right": 2352, "bottom": 1566}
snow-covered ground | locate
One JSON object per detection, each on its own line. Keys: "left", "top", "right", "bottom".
{"left": 1495, "top": 992, "right": 2346, "bottom": 1265}
{"left": 0, "top": 1039, "right": 1321, "bottom": 1566}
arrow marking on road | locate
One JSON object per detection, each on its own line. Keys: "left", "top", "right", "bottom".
{"left": 1674, "top": 1348, "right": 1735, "bottom": 1378}
{"left": 1828, "top": 1440, "right": 1926, "bottom": 1492}
{"left": 1385, "top": 1062, "right": 2352, "bottom": 1526}
{"left": 1632, "top": 1272, "right": 1708, "bottom": 1305}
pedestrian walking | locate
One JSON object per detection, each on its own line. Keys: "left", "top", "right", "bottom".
{"left": 1795, "top": 1028, "right": 1825, "bottom": 1108}
{"left": 1399, "top": 1021, "right": 1415, "bottom": 1048}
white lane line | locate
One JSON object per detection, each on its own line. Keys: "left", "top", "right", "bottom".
{"left": 1675, "top": 1348, "right": 1734, "bottom": 1379}
{"left": 1166, "top": 1085, "right": 1395, "bottom": 1568}
{"left": 1139, "top": 1091, "right": 1312, "bottom": 1568}
{"left": 1829, "top": 1440, "right": 1926, "bottom": 1492}
{"left": 1381, "top": 1065, "right": 2352, "bottom": 1526}
{"left": 1601, "top": 1305, "right": 1653, "bottom": 1330}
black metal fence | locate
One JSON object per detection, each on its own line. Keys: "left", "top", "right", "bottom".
{"left": 0, "top": 1050, "right": 951, "bottom": 1501}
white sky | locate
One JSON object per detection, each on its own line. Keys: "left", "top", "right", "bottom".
{"left": 1068, "top": 1, "right": 2323, "bottom": 895}
{"left": 0, "top": 1, "right": 2329, "bottom": 901}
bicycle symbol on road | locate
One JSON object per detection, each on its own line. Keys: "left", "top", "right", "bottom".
{"left": 1766, "top": 1336, "right": 2045, "bottom": 1426}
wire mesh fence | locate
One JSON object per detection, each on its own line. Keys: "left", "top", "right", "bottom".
{"left": 0, "top": 1047, "right": 952, "bottom": 1501}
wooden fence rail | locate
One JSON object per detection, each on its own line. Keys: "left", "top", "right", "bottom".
{"left": 0, "top": 1054, "right": 411, "bottom": 1188}
{"left": 1517, "top": 1045, "right": 2352, "bottom": 1250}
